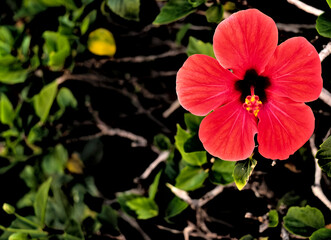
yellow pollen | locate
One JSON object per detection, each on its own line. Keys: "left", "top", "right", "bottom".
{"left": 243, "top": 95, "right": 262, "bottom": 117}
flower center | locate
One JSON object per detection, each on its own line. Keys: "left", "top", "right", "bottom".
{"left": 243, "top": 93, "right": 262, "bottom": 117}
{"left": 234, "top": 69, "right": 270, "bottom": 103}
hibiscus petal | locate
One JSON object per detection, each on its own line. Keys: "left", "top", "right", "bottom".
{"left": 199, "top": 100, "right": 258, "bottom": 161}
{"left": 263, "top": 37, "right": 322, "bottom": 103}
{"left": 257, "top": 95, "right": 315, "bottom": 160}
{"left": 213, "top": 9, "right": 278, "bottom": 78}
{"left": 176, "top": 54, "right": 239, "bottom": 116}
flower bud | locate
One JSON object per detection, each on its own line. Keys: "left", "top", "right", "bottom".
{"left": 3, "top": 203, "right": 15, "bottom": 214}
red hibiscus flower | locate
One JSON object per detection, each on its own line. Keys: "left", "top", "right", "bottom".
{"left": 176, "top": 9, "right": 322, "bottom": 161}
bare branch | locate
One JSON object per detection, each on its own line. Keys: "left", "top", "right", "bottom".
{"left": 135, "top": 151, "right": 170, "bottom": 182}
{"left": 319, "top": 88, "right": 331, "bottom": 108}
{"left": 163, "top": 100, "right": 180, "bottom": 118}
{"left": 319, "top": 42, "right": 331, "bottom": 62}
{"left": 86, "top": 101, "right": 148, "bottom": 147}
{"left": 287, "top": 0, "right": 324, "bottom": 16}
{"left": 309, "top": 135, "right": 331, "bottom": 210}
{"left": 118, "top": 211, "right": 151, "bottom": 240}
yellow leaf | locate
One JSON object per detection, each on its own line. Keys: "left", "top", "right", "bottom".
{"left": 67, "top": 153, "right": 84, "bottom": 174}
{"left": 88, "top": 28, "right": 116, "bottom": 56}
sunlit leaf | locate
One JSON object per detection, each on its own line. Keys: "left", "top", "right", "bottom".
{"left": 32, "top": 80, "right": 58, "bottom": 123}
{"left": 175, "top": 166, "right": 208, "bottom": 191}
{"left": 81, "top": 10, "right": 97, "bottom": 35}
{"left": 0, "top": 93, "right": 15, "bottom": 126}
{"left": 233, "top": 157, "right": 257, "bottom": 190}
{"left": 175, "top": 124, "right": 207, "bottom": 166}
{"left": 88, "top": 28, "right": 116, "bottom": 57}
{"left": 34, "top": 177, "right": 52, "bottom": 226}
{"left": 283, "top": 205, "right": 325, "bottom": 237}
{"left": 153, "top": 0, "right": 196, "bottom": 25}
{"left": 42, "top": 31, "right": 71, "bottom": 71}
{"left": 268, "top": 209, "right": 279, "bottom": 228}
{"left": 188, "top": 0, "right": 205, "bottom": 7}
{"left": 187, "top": 36, "right": 215, "bottom": 58}
{"left": 328, "top": 0, "right": 331, "bottom": 8}
{"left": 126, "top": 197, "right": 158, "bottom": 219}
{"left": 149, "top": 170, "right": 162, "bottom": 200}
{"left": 106, "top": 0, "right": 140, "bottom": 21}
{"left": 310, "top": 228, "right": 331, "bottom": 240}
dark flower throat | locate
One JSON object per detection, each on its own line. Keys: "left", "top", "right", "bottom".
{"left": 235, "top": 69, "right": 270, "bottom": 103}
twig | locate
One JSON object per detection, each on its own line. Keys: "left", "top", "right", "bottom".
{"left": 287, "top": 0, "right": 324, "bottom": 16}
{"left": 319, "top": 42, "right": 331, "bottom": 62}
{"left": 118, "top": 211, "right": 151, "bottom": 240}
{"left": 163, "top": 100, "right": 180, "bottom": 118}
{"left": 309, "top": 135, "right": 331, "bottom": 210}
{"left": 135, "top": 151, "right": 170, "bottom": 181}
{"left": 281, "top": 227, "right": 290, "bottom": 240}
{"left": 276, "top": 23, "right": 315, "bottom": 33}
{"left": 319, "top": 88, "right": 331, "bottom": 108}
{"left": 86, "top": 101, "right": 148, "bottom": 147}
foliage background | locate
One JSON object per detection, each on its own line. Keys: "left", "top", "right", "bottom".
{"left": 0, "top": 0, "right": 331, "bottom": 239}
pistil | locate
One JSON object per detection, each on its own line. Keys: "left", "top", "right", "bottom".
{"left": 243, "top": 87, "right": 262, "bottom": 117}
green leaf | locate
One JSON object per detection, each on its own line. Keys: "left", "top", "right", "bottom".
{"left": 34, "top": 177, "right": 52, "bottom": 226}
{"left": 327, "top": 0, "right": 331, "bottom": 8}
{"left": 187, "top": 36, "right": 215, "bottom": 58}
{"left": 126, "top": 197, "right": 158, "bottom": 220}
{"left": 149, "top": 170, "right": 162, "bottom": 200}
{"left": 210, "top": 158, "right": 235, "bottom": 185}
{"left": 8, "top": 232, "right": 29, "bottom": 240}
{"left": 42, "top": 31, "right": 71, "bottom": 71}
{"left": 40, "top": 0, "right": 77, "bottom": 9}
{"left": 117, "top": 192, "right": 141, "bottom": 217}
{"left": 97, "top": 205, "right": 118, "bottom": 231}
{"left": 176, "top": 23, "right": 191, "bottom": 45}
{"left": 268, "top": 209, "right": 279, "bottom": 228}
{"left": 283, "top": 205, "right": 325, "bottom": 237}
{"left": 20, "top": 165, "right": 38, "bottom": 189}
{"left": 81, "top": 10, "right": 97, "bottom": 35}
{"left": 33, "top": 80, "right": 58, "bottom": 123}
{"left": 317, "top": 136, "right": 331, "bottom": 177}
{"left": 153, "top": 133, "right": 172, "bottom": 150}
{"left": 55, "top": 87, "right": 77, "bottom": 119}
{"left": 153, "top": 0, "right": 196, "bottom": 25}
{"left": 206, "top": 4, "right": 223, "bottom": 23}
{"left": 233, "top": 157, "right": 257, "bottom": 190}
{"left": 175, "top": 124, "right": 207, "bottom": 166}
{"left": 165, "top": 196, "right": 189, "bottom": 222}
{"left": 188, "top": 0, "right": 205, "bottom": 7}
{"left": 106, "top": 0, "right": 140, "bottom": 21}
{"left": 0, "top": 67, "right": 27, "bottom": 84}
{"left": 42, "top": 144, "right": 68, "bottom": 175}
{"left": 0, "top": 27, "right": 14, "bottom": 54}
{"left": 316, "top": 11, "right": 331, "bottom": 38}
{"left": 175, "top": 166, "right": 208, "bottom": 191}
{"left": 184, "top": 113, "right": 203, "bottom": 133}
{"left": 0, "top": 93, "right": 15, "bottom": 126}
{"left": 239, "top": 235, "right": 254, "bottom": 240}
{"left": 310, "top": 228, "right": 331, "bottom": 240}
{"left": 64, "top": 219, "right": 84, "bottom": 239}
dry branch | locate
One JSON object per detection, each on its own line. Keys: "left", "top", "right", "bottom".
{"left": 287, "top": 0, "right": 324, "bottom": 16}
